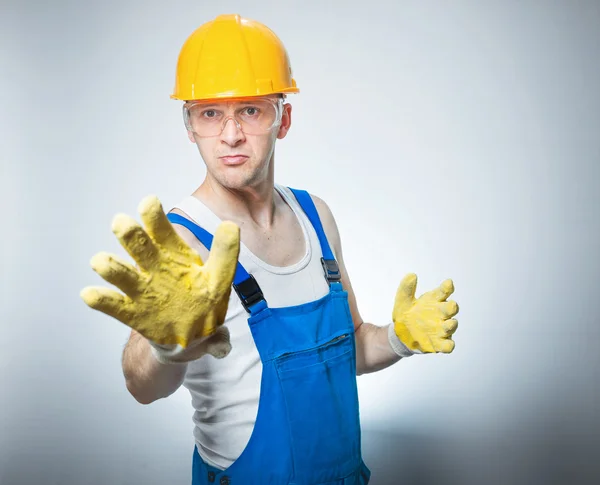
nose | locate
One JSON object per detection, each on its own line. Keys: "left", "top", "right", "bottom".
{"left": 220, "top": 117, "right": 245, "bottom": 145}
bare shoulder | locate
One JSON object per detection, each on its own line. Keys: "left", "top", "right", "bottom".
{"left": 307, "top": 193, "right": 342, "bottom": 257}
{"left": 309, "top": 193, "right": 334, "bottom": 221}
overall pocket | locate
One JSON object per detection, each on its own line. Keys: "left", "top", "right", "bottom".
{"left": 275, "top": 333, "right": 362, "bottom": 481}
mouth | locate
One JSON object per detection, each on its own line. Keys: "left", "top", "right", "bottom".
{"left": 219, "top": 155, "right": 249, "bottom": 166}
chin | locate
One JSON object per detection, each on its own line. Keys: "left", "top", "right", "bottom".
{"left": 216, "top": 171, "right": 260, "bottom": 191}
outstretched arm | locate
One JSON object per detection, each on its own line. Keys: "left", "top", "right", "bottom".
{"left": 312, "top": 195, "right": 459, "bottom": 376}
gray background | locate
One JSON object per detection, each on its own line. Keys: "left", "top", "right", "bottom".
{"left": 1, "top": 1, "right": 599, "bottom": 484}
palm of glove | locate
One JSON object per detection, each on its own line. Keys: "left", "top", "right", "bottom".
{"left": 80, "top": 195, "right": 240, "bottom": 357}
{"left": 392, "top": 273, "right": 459, "bottom": 354}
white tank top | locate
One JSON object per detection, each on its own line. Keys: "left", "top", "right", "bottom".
{"left": 173, "top": 184, "right": 333, "bottom": 470}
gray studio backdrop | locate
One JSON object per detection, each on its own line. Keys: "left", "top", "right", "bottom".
{"left": 1, "top": 1, "right": 599, "bottom": 484}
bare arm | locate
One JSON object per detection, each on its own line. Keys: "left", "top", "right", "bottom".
{"left": 353, "top": 322, "right": 402, "bottom": 375}
{"left": 122, "top": 330, "right": 188, "bottom": 404}
{"left": 312, "top": 195, "right": 404, "bottom": 375}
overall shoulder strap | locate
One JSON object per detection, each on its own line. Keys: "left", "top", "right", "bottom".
{"left": 287, "top": 188, "right": 342, "bottom": 286}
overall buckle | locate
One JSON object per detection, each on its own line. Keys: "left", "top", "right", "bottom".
{"left": 321, "top": 257, "right": 341, "bottom": 284}
{"left": 233, "top": 274, "right": 265, "bottom": 312}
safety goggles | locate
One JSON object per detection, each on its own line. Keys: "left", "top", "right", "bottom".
{"left": 183, "top": 97, "right": 283, "bottom": 137}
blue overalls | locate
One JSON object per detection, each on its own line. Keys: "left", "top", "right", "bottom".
{"left": 167, "top": 188, "right": 371, "bottom": 485}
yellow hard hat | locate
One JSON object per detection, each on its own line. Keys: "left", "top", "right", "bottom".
{"left": 171, "top": 14, "right": 299, "bottom": 101}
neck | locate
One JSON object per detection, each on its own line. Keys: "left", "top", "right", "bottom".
{"left": 194, "top": 167, "right": 278, "bottom": 228}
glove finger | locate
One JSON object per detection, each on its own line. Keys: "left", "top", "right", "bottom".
{"left": 426, "top": 279, "right": 455, "bottom": 302}
{"left": 205, "top": 221, "right": 240, "bottom": 294}
{"left": 80, "top": 286, "right": 136, "bottom": 324}
{"left": 440, "top": 318, "right": 459, "bottom": 337}
{"left": 138, "top": 195, "right": 199, "bottom": 259}
{"left": 438, "top": 300, "right": 459, "bottom": 319}
{"left": 90, "top": 251, "right": 145, "bottom": 297}
{"left": 111, "top": 213, "right": 161, "bottom": 271}
{"left": 432, "top": 336, "right": 455, "bottom": 354}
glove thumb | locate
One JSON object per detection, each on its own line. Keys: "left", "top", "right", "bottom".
{"left": 393, "top": 273, "right": 418, "bottom": 316}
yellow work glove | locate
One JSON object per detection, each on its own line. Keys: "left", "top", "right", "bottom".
{"left": 388, "top": 273, "right": 459, "bottom": 357}
{"left": 80, "top": 195, "right": 240, "bottom": 364}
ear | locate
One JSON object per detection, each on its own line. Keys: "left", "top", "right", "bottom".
{"left": 187, "top": 130, "right": 195, "bottom": 143}
{"left": 276, "top": 103, "right": 292, "bottom": 139}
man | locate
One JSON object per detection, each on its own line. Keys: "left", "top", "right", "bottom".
{"left": 80, "top": 13, "right": 459, "bottom": 485}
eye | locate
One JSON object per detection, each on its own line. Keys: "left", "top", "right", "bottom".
{"left": 202, "top": 109, "right": 218, "bottom": 118}
{"left": 242, "top": 106, "right": 260, "bottom": 116}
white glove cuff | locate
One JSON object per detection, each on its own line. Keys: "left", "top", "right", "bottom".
{"left": 149, "top": 343, "right": 188, "bottom": 365}
{"left": 387, "top": 323, "right": 416, "bottom": 358}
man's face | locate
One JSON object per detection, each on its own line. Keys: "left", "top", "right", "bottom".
{"left": 185, "top": 96, "right": 292, "bottom": 190}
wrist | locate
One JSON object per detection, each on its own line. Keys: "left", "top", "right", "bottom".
{"left": 387, "top": 322, "right": 416, "bottom": 358}
{"left": 150, "top": 342, "right": 195, "bottom": 365}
